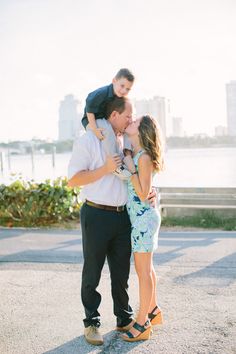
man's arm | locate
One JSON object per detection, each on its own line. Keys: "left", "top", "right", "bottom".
{"left": 68, "top": 155, "right": 121, "bottom": 187}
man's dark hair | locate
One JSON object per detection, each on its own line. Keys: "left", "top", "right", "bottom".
{"left": 106, "top": 97, "right": 127, "bottom": 118}
{"left": 115, "top": 68, "right": 135, "bottom": 82}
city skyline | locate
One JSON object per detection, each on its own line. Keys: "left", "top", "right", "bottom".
{"left": 226, "top": 81, "right": 236, "bottom": 136}
{"left": 1, "top": 0, "right": 236, "bottom": 142}
{"left": 58, "top": 94, "right": 169, "bottom": 141}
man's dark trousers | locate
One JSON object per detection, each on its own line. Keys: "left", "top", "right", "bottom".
{"left": 80, "top": 203, "right": 133, "bottom": 328}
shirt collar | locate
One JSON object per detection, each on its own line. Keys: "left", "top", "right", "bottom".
{"left": 108, "top": 83, "right": 115, "bottom": 98}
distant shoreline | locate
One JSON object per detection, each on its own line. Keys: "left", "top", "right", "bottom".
{"left": 1, "top": 145, "right": 236, "bottom": 156}
{"left": 167, "top": 144, "right": 236, "bottom": 149}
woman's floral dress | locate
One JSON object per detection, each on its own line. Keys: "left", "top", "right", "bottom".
{"left": 126, "top": 150, "right": 161, "bottom": 253}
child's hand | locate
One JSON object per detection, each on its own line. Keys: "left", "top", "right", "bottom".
{"left": 92, "top": 127, "right": 104, "bottom": 140}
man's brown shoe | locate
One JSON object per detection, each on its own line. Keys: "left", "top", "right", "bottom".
{"left": 116, "top": 319, "right": 135, "bottom": 332}
{"left": 84, "top": 325, "right": 103, "bottom": 346}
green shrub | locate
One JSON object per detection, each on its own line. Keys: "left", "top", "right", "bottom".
{"left": 0, "top": 178, "right": 81, "bottom": 227}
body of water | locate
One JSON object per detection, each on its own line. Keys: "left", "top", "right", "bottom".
{"left": 1, "top": 147, "right": 236, "bottom": 187}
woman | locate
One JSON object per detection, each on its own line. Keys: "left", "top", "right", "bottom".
{"left": 122, "top": 115, "right": 164, "bottom": 342}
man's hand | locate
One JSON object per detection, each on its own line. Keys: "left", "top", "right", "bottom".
{"left": 105, "top": 154, "right": 122, "bottom": 173}
{"left": 147, "top": 186, "right": 159, "bottom": 208}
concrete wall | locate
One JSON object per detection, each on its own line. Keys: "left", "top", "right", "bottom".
{"left": 159, "top": 187, "right": 236, "bottom": 217}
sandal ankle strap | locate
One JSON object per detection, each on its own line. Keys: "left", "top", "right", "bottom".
{"left": 149, "top": 305, "right": 159, "bottom": 315}
{"left": 133, "top": 320, "right": 150, "bottom": 332}
{"left": 148, "top": 305, "right": 160, "bottom": 319}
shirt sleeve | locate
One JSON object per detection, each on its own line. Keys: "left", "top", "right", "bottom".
{"left": 68, "top": 135, "right": 91, "bottom": 179}
{"left": 85, "top": 90, "right": 106, "bottom": 114}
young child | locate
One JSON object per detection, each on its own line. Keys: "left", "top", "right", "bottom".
{"left": 81, "top": 68, "right": 135, "bottom": 180}
{"left": 121, "top": 115, "right": 164, "bottom": 342}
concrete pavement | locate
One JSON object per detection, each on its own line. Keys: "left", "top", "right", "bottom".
{"left": 0, "top": 227, "right": 235, "bottom": 354}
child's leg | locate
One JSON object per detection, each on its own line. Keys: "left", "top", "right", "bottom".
{"left": 96, "top": 119, "right": 131, "bottom": 180}
{"left": 123, "top": 133, "right": 133, "bottom": 170}
{"left": 123, "top": 133, "right": 132, "bottom": 151}
{"left": 96, "top": 119, "right": 118, "bottom": 156}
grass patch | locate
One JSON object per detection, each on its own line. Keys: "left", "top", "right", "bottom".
{"left": 162, "top": 210, "right": 236, "bottom": 231}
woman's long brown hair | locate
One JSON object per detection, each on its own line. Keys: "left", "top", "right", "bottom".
{"left": 138, "top": 115, "right": 164, "bottom": 173}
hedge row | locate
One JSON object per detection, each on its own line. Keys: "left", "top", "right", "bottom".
{"left": 0, "top": 178, "right": 81, "bottom": 227}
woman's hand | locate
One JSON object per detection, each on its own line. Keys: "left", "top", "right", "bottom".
{"left": 123, "top": 155, "right": 136, "bottom": 173}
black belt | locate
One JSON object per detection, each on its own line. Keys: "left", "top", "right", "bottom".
{"left": 85, "top": 200, "right": 125, "bottom": 212}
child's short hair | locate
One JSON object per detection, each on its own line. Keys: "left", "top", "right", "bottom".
{"left": 115, "top": 68, "right": 135, "bottom": 82}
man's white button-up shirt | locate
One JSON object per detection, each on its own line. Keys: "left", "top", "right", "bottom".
{"left": 68, "top": 126, "right": 128, "bottom": 206}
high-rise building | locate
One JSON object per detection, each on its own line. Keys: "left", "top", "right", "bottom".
{"left": 172, "top": 117, "right": 184, "bottom": 137}
{"left": 58, "top": 94, "right": 82, "bottom": 140}
{"left": 215, "top": 125, "right": 227, "bottom": 137}
{"left": 226, "top": 81, "right": 236, "bottom": 136}
{"left": 134, "top": 96, "right": 168, "bottom": 139}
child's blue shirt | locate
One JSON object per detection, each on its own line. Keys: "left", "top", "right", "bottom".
{"left": 81, "top": 83, "right": 116, "bottom": 128}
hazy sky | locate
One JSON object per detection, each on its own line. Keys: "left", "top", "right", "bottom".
{"left": 0, "top": 0, "right": 236, "bottom": 141}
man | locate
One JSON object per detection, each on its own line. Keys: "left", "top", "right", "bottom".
{"left": 68, "top": 97, "right": 155, "bottom": 346}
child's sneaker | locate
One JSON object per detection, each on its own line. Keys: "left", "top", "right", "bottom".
{"left": 113, "top": 165, "right": 132, "bottom": 181}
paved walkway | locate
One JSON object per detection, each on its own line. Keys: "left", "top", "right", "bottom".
{"left": 0, "top": 228, "right": 235, "bottom": 354}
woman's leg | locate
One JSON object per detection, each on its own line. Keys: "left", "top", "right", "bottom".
{"left": 148, "top": 261, "right": 159, "bottom": 313}
{"left": 128, "top": 252, "right": 153, "bottom": 336}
